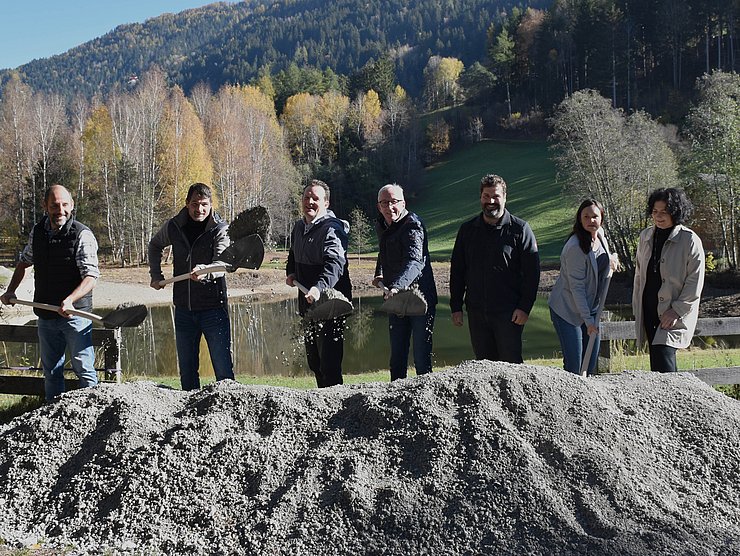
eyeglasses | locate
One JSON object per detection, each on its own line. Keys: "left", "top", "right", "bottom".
{"left": 379, "top": 199, "right": 403, "bottom": 208}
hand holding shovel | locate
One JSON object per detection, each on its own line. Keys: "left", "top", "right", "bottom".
{"left": 291, "top": 279, "right": 353, "bottom": 321}
{"left": 3, "top": 298, "right": 147, "bottom": 328}
{"left": 375, "top": 280, "right": 428, "bottom": 317}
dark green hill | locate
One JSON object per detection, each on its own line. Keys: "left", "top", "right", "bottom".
{"left": 2, "top": 0, "right": 551, "bottom": 99}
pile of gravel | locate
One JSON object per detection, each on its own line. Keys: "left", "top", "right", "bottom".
{"left": 1, "top": 362, "right": 739, "bottom": 555}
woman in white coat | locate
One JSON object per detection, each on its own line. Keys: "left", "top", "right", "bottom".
{"left": 633, "top": 188, "right": 705, "bottom": 372}
{"left": 549, "top": 199, "right": 617, "bottom": 375}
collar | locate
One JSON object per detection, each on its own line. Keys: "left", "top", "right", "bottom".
{"left": 475, "top": 209, "right": 511, "bottom": 228}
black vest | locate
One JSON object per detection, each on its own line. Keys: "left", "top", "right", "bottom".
{"left": 32, "top": 216, "right": 93, "bottom": 319}
{"left": 168, "top": 215, "right": 228, "bottom": 311}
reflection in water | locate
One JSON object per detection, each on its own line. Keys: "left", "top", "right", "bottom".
{"left": 0, "top": 296, "right": 563, "bottom": 379}
{"left": 116, "top": 295, "right": 561, "bottom": 378}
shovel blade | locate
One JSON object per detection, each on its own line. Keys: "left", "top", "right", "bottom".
{"left": 378, "top": 289, "right": 428, "bottom": 317}
{"left": 220, "top": 234, "right": 265, "bottom": 270}
{"left": 102, "top": 304, "right": 149, "bottom": 328}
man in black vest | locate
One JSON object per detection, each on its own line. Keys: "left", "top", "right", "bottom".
{"left": 148, "top": 183, "right": 234, "bottom": 391}
{"left": 1, "top": 185, "right": 100, "bottom": 401}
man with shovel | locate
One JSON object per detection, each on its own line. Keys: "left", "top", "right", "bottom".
{"left": 1, "top": 184, "right": 100, "bottom": 400}
{"left": 286, "top": 180, "right": 352, "bottom": 388}
{"left": 149, "top": 183, "right": 234, "bottom": 390}
{"left": 373, "top": 183, "right": 437, "bottom": 380}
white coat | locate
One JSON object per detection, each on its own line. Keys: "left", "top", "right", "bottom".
{"left": 632, "top": 224, "right": 705, "bottom": 349}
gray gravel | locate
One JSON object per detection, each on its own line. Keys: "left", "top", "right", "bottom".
{"left": 1, "top": 362, "right": 739, "bottom": 555}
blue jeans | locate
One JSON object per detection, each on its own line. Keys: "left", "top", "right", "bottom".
{"left": 388, "top": 308, "right": 436, "bottom": 380}
{"left": 175, "top": 306, "right": 234, "bottom": 391}
{"left": 37, "top": 315, "right": 98, "bottom": 401}
{"left": 550, "top": 308, "right": 599, "bottom": 375}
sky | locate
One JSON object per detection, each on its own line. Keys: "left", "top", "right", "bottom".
{"left": 0, "top": 1, "right": 237, "bottom": 70}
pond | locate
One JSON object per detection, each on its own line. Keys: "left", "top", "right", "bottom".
{"left": 0, "top": 295, "right": 563, "bottom": 378}
{"left": 121, "top": 294, "right": 563, "bottom": 378}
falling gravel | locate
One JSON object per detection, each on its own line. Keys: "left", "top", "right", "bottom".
{"left": 1, "top": 362, "right": 740, "bottom": 555}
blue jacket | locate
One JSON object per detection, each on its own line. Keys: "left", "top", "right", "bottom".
{"left": 450, "top": 211, "right": 540, "bottom": 315}
{"left": 374, "top": 211, "right": 437, "bottom": 308}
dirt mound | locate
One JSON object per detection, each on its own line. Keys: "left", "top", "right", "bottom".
{"left": 1, "top": 363, "right": 739, "bottom": 555}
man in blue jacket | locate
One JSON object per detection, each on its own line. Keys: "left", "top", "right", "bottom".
{"left": 450, "top": 174, "right": 540, "bottom": 363}
{"left": 286, "top": 180, "right": 352, "bottom": 387}
{"left": 373, "top": 183, "right": 437, "bottom": 380}
{"left": 149, "top": 183, "right": 234, "bottom": 390}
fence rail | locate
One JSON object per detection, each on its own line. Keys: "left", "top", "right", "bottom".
{"left": 0, "top": 324, "right": 121, "bottom": 396}
{"left": 599, "top": 316, "right": 740, "bottom": 385}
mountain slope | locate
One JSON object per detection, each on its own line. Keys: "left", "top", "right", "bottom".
{"left": 3, "top": 0, "right": 552, "bottom": 98}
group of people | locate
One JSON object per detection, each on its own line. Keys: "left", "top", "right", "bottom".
{"left": 0, "top": 176, "right": 705, "bottom": 400}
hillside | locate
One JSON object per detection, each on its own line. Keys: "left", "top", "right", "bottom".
{"left": 414, "top": 139, "right": 570, "bottom": 262}
{"left": 1, "top": 0, "right": 552, "bottom": 99}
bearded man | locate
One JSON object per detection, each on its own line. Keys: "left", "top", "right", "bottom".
{"left": 449, "top": 174, "right": 540, "bottom": 363}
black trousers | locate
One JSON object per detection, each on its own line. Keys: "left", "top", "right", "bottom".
{"left": 467, "top": 311, "right": 524, "bottom": 364}
{"left": 304, "top": 317, "right": 345, "bottom": 387}
{"left": 644, "top": 318, "right": 678, "bottom": 373}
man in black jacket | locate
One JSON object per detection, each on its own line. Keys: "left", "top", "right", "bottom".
{"left": 286, "top": 180, "right": 352, "bottom": 387}
{"left": 373, "top": 183, "right": 437, "bottom": 380}
{"left": 1, "top": 185, "right": 100, "bottom": 400}
{"left": 450, "top": 174, "right": 540, "bottom": 363}
{"left": 149, "top": 183, "right": 234, "bottom": 390}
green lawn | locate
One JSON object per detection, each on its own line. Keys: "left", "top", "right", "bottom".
{"left": 411, "top": 139, "right": 572, "bottom": 262}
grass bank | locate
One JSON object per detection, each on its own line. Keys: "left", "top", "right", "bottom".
{"left": 413, "top": 139, "right": 571, "bottom": 262}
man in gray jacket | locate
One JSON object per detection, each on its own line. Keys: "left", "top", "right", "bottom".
{"left": 149, "top": 183, "right": 234, "bottom": 390}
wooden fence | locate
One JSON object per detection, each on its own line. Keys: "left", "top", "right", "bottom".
{"left": 0, "top": 325, "right": 121, "bottom": 396}
{"left": 599, "top": 316, "right": 740, "bottom": 385}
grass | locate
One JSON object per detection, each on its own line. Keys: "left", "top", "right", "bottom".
{"left": 412, "top": 139, "right": 571, "bottom": 262}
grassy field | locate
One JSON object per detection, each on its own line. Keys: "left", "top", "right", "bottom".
{"left": 411, "top": 139, "right": 572, "bottom": 262}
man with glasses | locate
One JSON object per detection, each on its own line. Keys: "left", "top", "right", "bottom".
{"left": 450, "top": 174, "right": 540, "bottom": 363}
{"left": 373, "top": 183, "right": 437, "bottom": 380}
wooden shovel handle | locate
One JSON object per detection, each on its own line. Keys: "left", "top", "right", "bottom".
{"left": 158, "top": 263, "right": 229, "bottom": 286}
{"left": 11, "top": 299, "right": 105, "bottom": 324}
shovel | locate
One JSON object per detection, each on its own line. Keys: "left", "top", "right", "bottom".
{"left": 376, "top": 281, "right": 428, "bottom": 317}
{"left": 293, "top": 280, "right": 353, "bottom": 321}
{"left": 158, "top": 234, "right": 264, "bottom": 286}
{"left": 580, "top": 274, "right": 613, "bottom": 377}
{"left": 8, "top": 299, "right": 148, "bottom": 328}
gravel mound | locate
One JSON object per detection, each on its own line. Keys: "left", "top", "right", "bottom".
{"left": 1, "top": 362, "right": 739, "bottom": 555}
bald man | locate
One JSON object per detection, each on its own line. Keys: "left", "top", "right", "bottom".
{"left": 1, "top": 185, "right": 100, "bottom": 400}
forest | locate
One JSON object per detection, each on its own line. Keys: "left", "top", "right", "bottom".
{"left": 0, "top": 0, "right": 737, "bottom": 270}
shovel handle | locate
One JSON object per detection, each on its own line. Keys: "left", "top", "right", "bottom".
{"left": 159, "top": 263, "right": 229, "bottom": 286}
{"left": 292, "top": 279, "right": 310, "bottom": 295}
{"left": 10, "top": 299, "right": 105, "bottom": 324}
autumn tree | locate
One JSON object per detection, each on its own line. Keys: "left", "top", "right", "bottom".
{"left": 159, "top": 86, "right": 213, "bottom": 212}
{"left": 348, "top": 206, "right": 372, "bottom": 264}
{"left": 0, "top": 74, "right": 34, "bottom": 234}
{"left": 422, "top": 56, "right": 465, "bottom": 111}
{"left": 685, "top": 70, "right": 740, "bottom": 268}
{"left": 549, "top": 89, "right": 679, "bottom": 272}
